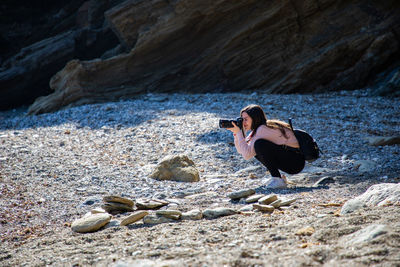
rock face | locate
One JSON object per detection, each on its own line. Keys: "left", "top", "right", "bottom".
{"left": 24, "top": 0, "right": 400, "bottom": 114}
{"left": 0, "top": 0, "right": 121, "bottom": 110}
{"left": 150, "top": 155, "right": 200, "bottom": 182}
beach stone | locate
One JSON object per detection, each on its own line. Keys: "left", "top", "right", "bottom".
{"left": 227, "top": 189, "right": 255, "bottom": 200}
{"left": 181, "top": 209, "right": 203, "bottom": 220}
{"left": 150, "top": 154, "right": 200, "bottom": 182}
{"left": 136, "top": 199, "right": 169, "bottom": 210}
{"left": 91, "top": 207, "right": 107, "bottom": 214}
{"left": 280, "top": 198, "right": 297, "bottom": 207}
{"left": 365, "top": 136, "right": 400, "bottom": 146}
{"left": 71, "top": 213, "right": 112, "bottom": 233}
{"left": 245, "top": 194, "right": 265, "bottom": 203}
{"left": 239, "top": 205, "right": 254, "bottom": 212}
{"left": 103, "top": 195, "right": 134, "bottom": 207}
{"left": 258, "top": 194, "right": 278, "bottom": 205}
{"left": 341, "top": 183, "right": 400, "bottom": 214}
{"left": 203, "top": 207, "right": 237, "bottom": 219}
{"left": 102, "top": 202, "right": 134, "bottom": 213}
{"left": 120, "top": 211, "right": 149, "bottom": 226}
{"left": 143, "top": 214, "right": 175, "bottom": 224}
{"left": 253, "top": 204, "right": 274, "bottom": 213}
{"left": 270, "top": 199, "right": 282, "bottom": 208}
{"left": 156, "top": 210, "right": 182, "bottom": 220}
{"left": 344, "top": 224, "right": 389, "bottom": 245}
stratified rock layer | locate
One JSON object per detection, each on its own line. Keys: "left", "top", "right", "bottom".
{"left": 27, "top": 0, "right": 400, "bottom": 114}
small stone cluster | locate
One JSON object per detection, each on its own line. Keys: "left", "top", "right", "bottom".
{"left": 227, "top": 189, "right": 297, "bottom": 214}
{"left": 71, "top": 190, "right": 297, "bottom": 234}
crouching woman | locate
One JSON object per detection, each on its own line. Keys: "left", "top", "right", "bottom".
{"left": 226, "top": 104, "right": 305, "bottom": 188}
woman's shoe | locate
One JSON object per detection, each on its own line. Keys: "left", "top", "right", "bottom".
{"left": 265, "top": 177, "right": 287, "bottom": 189}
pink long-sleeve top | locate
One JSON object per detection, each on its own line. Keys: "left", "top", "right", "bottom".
{"left": 234, "top": 125, "right": 300, "bottom": 160}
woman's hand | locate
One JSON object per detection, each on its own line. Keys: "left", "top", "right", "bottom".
{"left": 227, "top": 122, "right": 241, "bottom": 134}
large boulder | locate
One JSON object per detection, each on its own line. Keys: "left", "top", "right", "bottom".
{"left": 26, "top": 0, "right": 400, "bottom": 114}
{"left": 150, "top": 154, "right": 200, "bottom": 182}
{"left": 341, "top": 183, "right": 400, "bottom": 214}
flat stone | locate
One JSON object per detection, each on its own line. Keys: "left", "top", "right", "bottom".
{"left": 181, "top": 209, "right": 203, "bottom": 220}
{"left": 239, "top": 204, "right": 254, "bottom": 212}
{"left": 245, "top": 194, "right": 265, "bottom": 203}
{"left": 280, "top": 198, "right": 297, "bottom": 206}
{"left": 253, "top": 204, "right": 274, "bottom": 213}
{"left": 203, "top": 207, "right": 237, "bottom": 219}
{"left": 270, "top": 199, "right": 282, "bottom": 208}
{"left": 71, "top": 213, "right": 111, "bottom": 233}
{"left": 102, "top": 202, "right": 134, "bottom": 213}
{"left": 258, "top": 194, "right": 278, "bottom": 205}
{"left": 155, "top": 209, "right": 182, "bottom": 220}
{"left": 120, "top": 211, "right": 149, "bottom": 226}
{"left": 136, "top": 199, "right": 169, "bottom": 210}
{"left": 91, "top": 207, "right": 107, "bottom": 214}
{"left": 227, "top": 189, "right": 255, "bottom": 200}
{"left": 103, "top": 195, "right": 134, "bottom": 207}
{"left": 143, "top": 214, "right": 175, "bottom": 224}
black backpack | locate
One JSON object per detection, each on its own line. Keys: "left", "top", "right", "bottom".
{"left": 288, "top": 119, "right": 321, "bottom": 162}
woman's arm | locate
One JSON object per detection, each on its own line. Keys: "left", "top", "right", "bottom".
{"left": 234, "top": 133, "right": 255, "bottom": 160}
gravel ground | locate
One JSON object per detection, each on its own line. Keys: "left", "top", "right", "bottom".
{"left": 1, "top": 90, "right": 399, "bottom": 266}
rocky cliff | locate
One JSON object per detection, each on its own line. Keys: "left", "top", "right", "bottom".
{"left": 1, "top": 0, "right": 399, "bottom": 113}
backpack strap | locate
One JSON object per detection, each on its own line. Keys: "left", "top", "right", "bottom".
{"left": 288, "top": 118, "right": 294, "bottom": 132}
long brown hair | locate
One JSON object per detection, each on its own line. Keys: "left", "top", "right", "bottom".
{"left": 240, "top": 104, "right": 290, "bottom": 138}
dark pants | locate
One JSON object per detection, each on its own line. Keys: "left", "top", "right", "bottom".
{"left": 254, "top": 139, "right": 305, "bottom": 178}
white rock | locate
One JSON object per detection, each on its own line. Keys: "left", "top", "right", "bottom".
{"left": 71, "top": 213, "right": 112, "bottom": 233}
{"left": 341, "top": 183, "right": 400, "bottom": 214}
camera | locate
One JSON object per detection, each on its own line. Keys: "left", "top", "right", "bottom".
{"left": 219, "top": 117, "right": 243, "bottom": 129}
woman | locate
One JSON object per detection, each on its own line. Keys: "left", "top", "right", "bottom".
{"left": 227, "top": 104, "right": 305, "bottom": 188}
